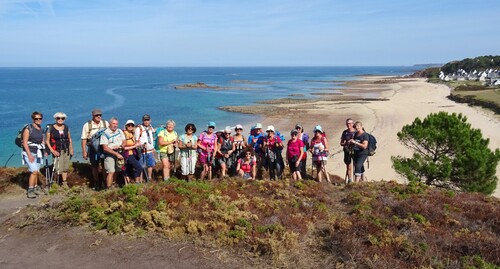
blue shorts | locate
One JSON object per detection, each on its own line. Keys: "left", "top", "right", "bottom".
{"left": 139, "top": 152, "right": 156, "bottom": 167}
{"left": 22, "top": 151, "right": 42, "bottom": 172}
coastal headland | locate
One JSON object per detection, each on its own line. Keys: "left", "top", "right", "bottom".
{"left": 220, "top": 76, "right": 500, "bottom": 197}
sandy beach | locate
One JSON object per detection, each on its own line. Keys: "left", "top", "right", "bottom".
{"left": 226, "top": 77, "right": 500, "bottom": 197}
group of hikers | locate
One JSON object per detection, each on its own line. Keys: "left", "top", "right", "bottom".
{"left": 20, "top": 109, "right": 372, "bottom": 198}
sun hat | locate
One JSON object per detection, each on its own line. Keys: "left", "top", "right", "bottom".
{"left": 207, "top": 121, "right": 216, "bottom": 128}
{"left": 313, "top": 125, "right": 323, "bottom": 133}
{"left": 266, "top": 125, "right": 275, "bottom": 132}
{"left": 235, "top": 124, "right": 243, "bottom": 130}
{"left": 255, "top": 123, "right": 262, "bottom": 129}
{"left": 125, "top": 120, "right": 135, "bottom": 126}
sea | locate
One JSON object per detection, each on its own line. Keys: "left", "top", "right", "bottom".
{"left": 0, "top": 66, "right": 419, "bottom": 167}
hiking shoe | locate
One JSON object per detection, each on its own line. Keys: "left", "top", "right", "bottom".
{"left": 27, "top": 188, "right": 36, "bottom": 199}
{"left": 34, "top": 185, "right": 45, "bottom": 195}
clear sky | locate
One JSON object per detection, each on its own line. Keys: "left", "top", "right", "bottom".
{"left": 1, "top": 0, "right": 499, "bottom": 67}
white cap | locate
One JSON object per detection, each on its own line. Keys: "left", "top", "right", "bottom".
{"left": 125, "top": 120, "right": 135, "bottom": 126}
{"left": 266, "top": 125, "right": 275, "bottom": 132}
{"left": 235, "top": 124, "right": 243, "bottom": 130}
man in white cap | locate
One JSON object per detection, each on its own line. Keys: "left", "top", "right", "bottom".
{"left": 81, "top": 108, "right": 109, "bottom": 189}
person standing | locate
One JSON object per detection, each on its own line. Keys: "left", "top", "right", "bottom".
{"left": 217, "top": 126, "right": 234, "bottom": 178}
{"left": 262, "top": 125, "right": 284, "bottom": 180}
{"left": 349, "top": 121, "right": 369, "bottom": 183}
{"left": 157, "top": 120, "right": 178, "bottom": 181}
{"left": 310, "top": 125, "right": 330, "bottom": 183}
{"left": 135, "top": 114, "right": 156, "bottom": 182}
{"left": 121, "top": 120, "right": 142, "bottom": 184}
{"left": 100, "top": 117, "right": 125, "bottom": 189}
{"left": 340, "top": 118, "right": 357, "bottom": 183}
{"left": 22, "top": 112, "right": 46, "bottom": 198}
{"left": 286, "top": 129, "right": 304, "bottom": 181}
{"left": 81, "top": 108, "right": 108, "bottom": 189}
{"left": 248, "top": 123, "right": 264, "bottom": 178}
{"left": 46, "top": 112, "right": 73, "bottom": 187}
{"left": 178, "top": 123, "right": 198, "bottom": 181}
{"left": 295, "top": 124, "right": 309, "bottom": 179}
{"left": 198, "top": 121, "right": 218, "bottom": 180}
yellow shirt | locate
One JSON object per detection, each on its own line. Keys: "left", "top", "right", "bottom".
{"left": 158, "top": 130, "right": 177, "bottom": 154}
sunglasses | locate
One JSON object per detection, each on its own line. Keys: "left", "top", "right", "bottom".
{"left": 291, "top": 133, "right": 297, "bottom": 136}
{"left": 94, "top": 114, "right": 102, "bottom": 117}
{"left": 225, "top": 132, "right": 231, "bottom": 135}
{"left": 34, "top": 117, "right": 43, "bottom": 120}
{"left": 126, "top": 124, "right": 134, "bottom": 127}
{"left": 347, "top": 122, "right": 354, "bottom": 125}
{"left": 236, "top": 128, "right": 242, "bottom": 131}
{"left": 208, "top": 126, "right": 215, "bottom": 129}
{"left": 56, "top": 117, "right": 66, "bottom": 120}
{"left": 246, "top": 153, "right": 252, "bottom": 155}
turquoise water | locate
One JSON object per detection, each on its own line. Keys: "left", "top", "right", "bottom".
{"left": 0, "top": 66, "right": 417, "bottom": 166}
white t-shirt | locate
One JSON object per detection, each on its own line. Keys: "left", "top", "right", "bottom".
{"left": 134, "top": 125, "right": 155, "bottom": 151}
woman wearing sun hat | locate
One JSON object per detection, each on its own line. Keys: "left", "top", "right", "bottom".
{"left": 46, "top": 112, "right": 73, "bottom": 187}
{"left": 310, "top": 125, "right": 331, "bottom": 183}
{"left": 121, "top": 120, "right": 142, "bottom": 184}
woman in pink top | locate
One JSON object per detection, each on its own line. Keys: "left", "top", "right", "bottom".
{"left": 286, "top": 129, "right": 304, "bottom": 181}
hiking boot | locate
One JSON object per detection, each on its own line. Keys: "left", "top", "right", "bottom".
{"left": 34, "top": 185, "right": 45, "bottom": 195}
{"left": 27, "top": 188, "right": 36, "bottom": 199}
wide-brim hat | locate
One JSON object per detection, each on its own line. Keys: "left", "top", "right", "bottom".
{"left": 266, "top": 125, "right": 275, "bottom": 132}
{"left": 313, "top": 125, "right": 323, "bottom": 133}
{"left": 255, "top": 123, "right": 263, "bottom": 129}
{"left": 125, "top": 120, "right": 135, "bottom": 126}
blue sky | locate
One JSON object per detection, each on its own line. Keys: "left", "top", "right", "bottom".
{"left": 1, "top": 0, "right": 499, "bottom": 67}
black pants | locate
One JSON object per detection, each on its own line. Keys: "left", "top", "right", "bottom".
{"left": 352, "top": 151, "right": 368, "bottom": 176}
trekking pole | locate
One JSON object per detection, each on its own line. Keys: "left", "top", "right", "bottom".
{"left": 45, "top": 157, "right": 51, "bottom": 192}
{"left": 172, "top": 141, "right": 177, "bottom": 174}
{"left": 51, "top": 156, "right": 59, "bottom": 187}
{"left": 3, "top": 151, "right": 17, "bottom": 168}
{"left": 142, "top": 144, "right": 150, "bottom": 183}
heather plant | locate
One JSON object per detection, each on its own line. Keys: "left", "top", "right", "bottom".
{"left": 392, "top": 112, "right": 500, "bottom": 195}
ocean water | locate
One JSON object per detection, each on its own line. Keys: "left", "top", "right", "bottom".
{"left": 0, "top": 66, "right": 417, "bottom": 167}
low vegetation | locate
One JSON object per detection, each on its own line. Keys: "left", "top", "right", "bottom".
{"left": 4, "top": 165, "right": 499, "bottom": 268}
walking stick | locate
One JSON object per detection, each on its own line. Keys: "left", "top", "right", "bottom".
{"left": 142, "top": 144, "right": 150, "bottom": 183}
{"left": 45, "top": 157, "right": 51, "bottom": 191}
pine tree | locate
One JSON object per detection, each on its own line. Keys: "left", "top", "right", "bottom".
{"left": 391, "top": 112, "right": 500, "bottom": 195}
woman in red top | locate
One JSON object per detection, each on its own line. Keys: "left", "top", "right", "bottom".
{"left": 286, "top": 129, "right": 304, "bottom": 181}
{"left": 236, "top": 149, "right": 256, "bottom": 180}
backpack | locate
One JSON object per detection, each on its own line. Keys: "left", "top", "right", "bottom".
{"left": 89, "top": 128, "right": 108, "bottom": 157}
{"left": 154, "top": 126, "right": 166, "bottom": 151}
{"left": 14, "top": 124, "right": 33, "bottom": 148}
{"left": 367, "top": 133, "right": 377, "bottom": 156}
{"left": 275, "top": 131, "right": 286, "bottom": 142}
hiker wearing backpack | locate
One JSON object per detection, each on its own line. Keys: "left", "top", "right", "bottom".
{"left": 121, "top": 120, "right": 143, "bottom": 185}
{"left": 135, "top": 114, "right": 156, "bottom": 182}
{"left": 178, "top": 123, "right": 198, "bottom": 181}
{"left": 216, "top": 126, "right": 234, "bottom": 178}
{"left": 262, "top": 125, "right": 284, "bottom": 180}
{"left": 157, "top": 120, "right": 178, "bottom": 181}
{"left": 286, "top": 129, "right": 304, "bottom": 181}
{"left": 248, "top": 123, "right": 265, "bottom": 179}
{"left": 340, "top": 118, "right": 357, "bottom": 184}
{"left": 349, "top": 121, "right": 369, "bottom": 183}
{"left": 80, "top": 108, "right": 109, "bottom": 189}
{"left": 295, "top": 124, "right": 310, "bottom": 179}
{"left": 198, "top": 121, "right": 218, "bottom": 180}
{"left": 100, "top": 117, "right": 126, "bottom": 189}
{"left": 21, "top": 111, "right": 47, "bottom": 198}
{"left": 46, "top": 112, "right": 73, "bottom": 188}
{"left": 310, "top": 125, "right": 331, "bottom": 183}
{"left": 232, "top": 124, "right": 247, "bottom": 160}
{"left": 236, "top": 148, "right": 256, "bottom": 180}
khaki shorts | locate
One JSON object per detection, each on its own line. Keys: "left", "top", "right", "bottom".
{"left": 104, "top": 156, "right": 119, "bottom": 173}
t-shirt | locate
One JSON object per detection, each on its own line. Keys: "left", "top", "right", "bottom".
{"left": 264, "top": 135, "right": 282, "bottom": 151}
{"left": 179, "top": 134, "right": 198, "bottom": 157}
{"left": 158, "top": 129, "right": 178, "bottom": 154}
{"left": 135, "top": 125, "right": 155, "bottom": 151}
{"left": 81, "top": 120, "right": 108, "bottom": 140}
{"left": 100, "top": 128, "right": 125, "bottom": 155}
{"left": 248, "top": 132, "right": 264, "bottom": 154}
{"left": 287, "top": 139, "right": 304, "bottom": 158}
{"left": 353, "top": 132, "right": 369, "bottom": 154}
{"left": 238, "top": 158, "right": 254, "bottom": 173}
{"left": 340, "top": 129, "right": 356, "bottom": 151}
{"left": 199, "top": 132, "right": 217, "bottom": 153}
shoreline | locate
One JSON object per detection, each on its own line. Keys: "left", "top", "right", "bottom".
{"left": 225, "top": 76, "right": 500, "bottom": 197}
